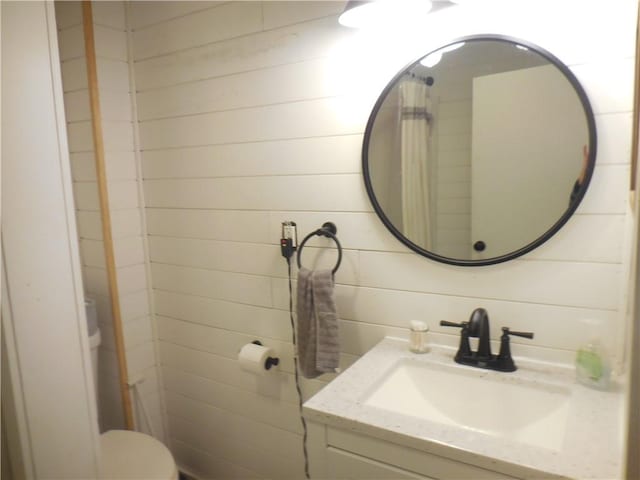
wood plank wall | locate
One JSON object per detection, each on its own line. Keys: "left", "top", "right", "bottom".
{"left": 60, "top": 1, "right": 638, "bottom": 478}
{"left": 55, "top": 0, "right": 165, "bottom": 440}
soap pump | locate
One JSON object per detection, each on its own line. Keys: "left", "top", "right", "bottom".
{"left": 409, "top": 320, "right": 429, "bottom": 353}
{"left": 575, "top": 319, "right": 611, "bottom": 390}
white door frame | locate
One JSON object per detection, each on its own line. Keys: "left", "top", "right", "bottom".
{"left": 1, "top": 1, "right": 100, "bottom": 478}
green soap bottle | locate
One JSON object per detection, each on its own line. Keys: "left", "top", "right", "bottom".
{"left": 575, "top": 339, "right": 610, "bottom": 390}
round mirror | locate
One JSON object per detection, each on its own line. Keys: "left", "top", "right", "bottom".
{"left": 363, "top": 35, "right": 596, "bottom": 266}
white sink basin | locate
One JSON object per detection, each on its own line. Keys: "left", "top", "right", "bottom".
{"left": 304, "top": 338, "right": 624, "bottom": 479}
{"left": 363, "top": 359, "right": 571, "bottom": 451}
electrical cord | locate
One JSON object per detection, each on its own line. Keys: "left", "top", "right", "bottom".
{"left": 286, "top": 256, "right": 311, "bottom": 479}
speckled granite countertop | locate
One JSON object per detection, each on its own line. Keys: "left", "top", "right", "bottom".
{"left": 303, "top": 337, "right": 625, "bottom": 480}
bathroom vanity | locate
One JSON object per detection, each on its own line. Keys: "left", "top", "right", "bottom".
{"left": 304, "top": 338, "right": 625, "bottom": 479}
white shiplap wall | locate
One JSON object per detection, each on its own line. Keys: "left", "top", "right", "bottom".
{"left": 55, "top": 0, "right": 165, "bottom": 441}
{"left": 128, "top": 1, "right": 636, "bottom": 478}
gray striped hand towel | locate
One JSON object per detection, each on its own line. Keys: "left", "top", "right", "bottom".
{"left": 296, "top": 267, "right": 340, "bottom": 378}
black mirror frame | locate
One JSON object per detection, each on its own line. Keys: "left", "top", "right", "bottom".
{"left": 362, "top": 34, "right": 597, "bottom": 267}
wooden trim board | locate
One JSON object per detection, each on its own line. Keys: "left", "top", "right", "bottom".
{"left": 81, "top": 0, "right": 134, "bottom": 430}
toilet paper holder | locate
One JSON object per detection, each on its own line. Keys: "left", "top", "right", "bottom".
{"left": 252, "top": 341, "right": 280, "bottom": 370}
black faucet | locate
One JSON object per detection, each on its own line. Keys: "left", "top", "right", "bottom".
{"left": 440, "top": 308, "right": 534, "bottom": 372}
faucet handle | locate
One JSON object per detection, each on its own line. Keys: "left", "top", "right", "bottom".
{"left": 496, "top": 327, "right": 534, "bottom": 372}
{"left": 440, "top": 320, "right": 467, "bottom": 328}
{"left": 502, "top": 327, "right": 534, "bottom": 339}
{"left": 440, "top": 321, "right": 472, "bottom": 359}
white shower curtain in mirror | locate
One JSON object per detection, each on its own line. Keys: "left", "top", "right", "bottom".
{"left": 399, "top": 78, "right": 433, "bottom": 249}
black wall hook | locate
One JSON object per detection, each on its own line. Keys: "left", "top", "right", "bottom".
{"left": 318, "top": 222, "right": 337, "bottom": 237}
{"left": 296, "top": 222, "right": 343, "bottom": 275}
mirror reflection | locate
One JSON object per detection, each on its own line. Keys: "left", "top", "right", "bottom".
{"left": 364, "top": 37, "right": 595, "bottom": 265}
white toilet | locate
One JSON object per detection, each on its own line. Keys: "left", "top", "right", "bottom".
{"left": 86, "top": 298, "right": 178, "bottom": 480}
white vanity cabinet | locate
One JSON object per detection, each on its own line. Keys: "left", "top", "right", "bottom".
{"left": 309, "top": 423, "right": 526, "bottom": 480}
{"left": 303, "top": 338, "right": 624, "bottom": 480}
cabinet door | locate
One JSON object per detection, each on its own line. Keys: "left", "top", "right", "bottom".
{"left": 328, "top": 428, "right": 521, "bottom": 480}
{"left": 327, "top": 447, "right": 434, "bottom": 480}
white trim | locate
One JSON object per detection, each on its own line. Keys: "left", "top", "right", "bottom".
{"left": 45, "top": 0, "right": 102, "bottom": 453}
{"left": 625, "top": 133, "right": 640, "bottom": 480}
{"left": 1, "top": 252, "right": 36, "bottom": 480}
{"left": 124, "top": 0, "right": 170, "bottom": 444}
{"left": 1, "top": 1, "right": 100, "bottom": 477}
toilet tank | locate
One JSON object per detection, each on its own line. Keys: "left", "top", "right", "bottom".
{"left": 85, "top": 297, "right": 98, "bottom": 336}
{"left": 85, "top": 297, "right": 101, "bottom": 396}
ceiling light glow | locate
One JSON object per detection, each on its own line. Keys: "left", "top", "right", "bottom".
{"left": 339, "top": 0, "right": 433, "bottom": 29}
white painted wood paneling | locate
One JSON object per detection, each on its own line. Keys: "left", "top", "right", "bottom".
{"left": 100, "top": 92, "right": 133, "bottom": 122}
{"left": 571, "top": 59, "right": 635, "bottom": 115}
{"left": 85, "top": 264, "right": 148, "bottom": 298}
{"left": 139, "top": 97, "right": 366, "bottom": 149}
{"left": 149, "top": 236, "right": 279, "bottom": 276}
{"left": 578, "top": 165, "right": 630, "bottom": 214}
{"left": 57, "top": 25, "right": 84, "bottom": 59}
{"left": 156, "top": 315, "right": 295, "bottom": 373}
{"left": 143, "top": 175, "right": 370, "bottom": 212}
{"left": 263, "top": 1, "right": 343, "bottom": 30}
{"left": 71, "top": 151, "right": 137, "bottom": 181}
{"left": 359, "top": 251, "right": 621, "bottom": 310}
{"left": 272, "top": 211, "right": 406, "bottom": 252}
{"left": 168, "top": 413, "right": 304, "bottom": 479}
{"left": 76, "top": 209, "right": 143, "bottom": 240}
{"left": 99, "top": 315, "right": 153, "bottom": 351}
{"left": 74, "top": 181, "right": 140, "bottom": 211}
{"left": 117, "top": 263, "right": 149, "bottom": 295}
{"left": 126, "top": 341, "right": 157, "bottom": 375}
{"left": 81, "top": 236, "right": 145, "bottom": 268}
{"left": 56, "top": 1, "right": 126, "bottom": 31}
{"left": 154, "top": 289, "right": 291, "bottom": 341}
{"left": 67, "top": 121, "right": 93, "bottom": 152}
{"left": 151, "top": 263, "right": 272, "bottom": 307}
{"left": 103, "top": 121, "right": 135, "bottom": 151}
{"left": 133, "top": 16, "right": 351, "bottom": 90}
{"left": 55, "top": 1, "right": 82, "bottom": 29}
{"left": 129, "top": 2, "right": 226, "bottom": 31}
{"left": 596, "top": 113, "right": 633, "bottom": 165}
{"left": 524, "top": 214, "right": 626, "bottom": 263}
{"left": 69, "top": 152, "right": 97, "bottom": 181}
{"left": 61, "top": 57, "right": 88, "bottom": 91}
{"left": 116, "top": 290, "right": 149, "bottom": 323}
{"left": 67, "top": 121, "right": 137, "bottom": 157}
{"left": 105, "top": 151, "right": 138, "bottom": 180}
{"left": 149, "top": 235, "right": 359, "bottom": 283}
{"left": 159, "top": 341, "right": 327, "bottom": 404}
{"left": 92, "top": 1, "right": 126, "bottom": 30}
{"left": 64, "top": 90, "right": 91, "bottom": 121}
{"left": 146, "top": 209, "right": 271, "bottom": 243}
{"left": 58, "top": 24, "right": 128, "bottom": 61}
{"left": 136, "top": 58, "right": 341, "bottom": 121}
{"left": 341, "top": 285, "right": 617, "bottom": 351}
{"left": 75, "top": 210, "right": 104, "bottom": 239}
{"left": 79, "top": 239, "right": 106, "bottom": 268}
{"left": 141, "top": 135, "right": 361, "bottom": 179}
{"left": 163, "top": 367, "right": 303, "bottom": 434}
{"left": 98, "top": 59, "right": 131, "bottom": 93}
{"left": 123, "top": 1, "right": 638, "bottom": 478}
{"left": 133, "top": 2, "right": 262, "bottom": 60}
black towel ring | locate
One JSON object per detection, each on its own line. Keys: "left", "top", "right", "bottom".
{"left": 296, "top": 222, "right": 342, "bottom": 275}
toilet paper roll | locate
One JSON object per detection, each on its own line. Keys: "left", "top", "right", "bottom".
{"left": 238, "top": 343, "right": 275, "bottom": 374}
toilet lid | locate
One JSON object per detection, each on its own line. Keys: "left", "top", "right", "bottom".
{"left": 99, "top": 430, "right": 177, "bottom": 480}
